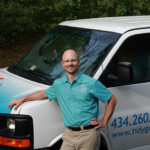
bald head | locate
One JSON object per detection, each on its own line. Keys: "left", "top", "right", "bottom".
{"left": 62, "top": 49, "right": 79, "bottom": 61}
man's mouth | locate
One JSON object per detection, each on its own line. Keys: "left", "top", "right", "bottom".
{"left": 68, "top": 65, "right": 75, "bottom": 69}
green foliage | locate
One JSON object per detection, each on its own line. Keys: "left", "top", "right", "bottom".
{"left": 0, "top": 0, "right": 150, "bottom": 48}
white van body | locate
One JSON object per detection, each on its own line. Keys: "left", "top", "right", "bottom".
{"left": 0, "top": 16, "right": 150, "bottom": 150}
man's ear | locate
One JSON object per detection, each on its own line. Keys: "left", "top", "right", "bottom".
{"left": 62, "top": 61, "right": 64, "bottom": 67}
{"left": 78, "top": 59, "right": 80, "bottom": 66}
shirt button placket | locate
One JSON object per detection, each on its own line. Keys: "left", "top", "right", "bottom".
{"left": 70, "top": 83, "right": 76, "bottom": 125}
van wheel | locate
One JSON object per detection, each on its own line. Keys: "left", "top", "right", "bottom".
{"left": 100, "top": 137, "right": 108, "bottom": 150}
{"left": 49, "top": 139, "right": 62, "bottom": 150}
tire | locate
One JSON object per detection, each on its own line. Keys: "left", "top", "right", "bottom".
{"left": 100, "top": 137, "right": 108, "bottom": 150}
{"left": 49, "top": 139, "right": 62, "bottom": 150}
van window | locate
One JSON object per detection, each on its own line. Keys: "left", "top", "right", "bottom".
{"left": 8, "top": 26, "right": 120, "bottom": 85}
{"left": 100, "top": 33, "right": 150, "bottom": 87}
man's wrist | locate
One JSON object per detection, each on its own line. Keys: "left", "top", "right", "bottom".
{"left": 21, "top": 96, "right": 27, "bottom": 103}
{"left": 101, "top": 119, "right": 108, "bottom": 127}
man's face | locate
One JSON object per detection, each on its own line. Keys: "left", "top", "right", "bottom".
{"left": 62, "top": 50, "right": 80, "bottom": 75}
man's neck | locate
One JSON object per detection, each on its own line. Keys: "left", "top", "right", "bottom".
{"left": 67, "top": 70, "right": 79, "bottom": 83}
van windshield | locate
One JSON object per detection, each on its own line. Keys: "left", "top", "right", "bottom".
{"left": 8, "top": 26, "right": 120, "bottom": 85}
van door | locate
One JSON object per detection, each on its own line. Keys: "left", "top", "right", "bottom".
{"left": 100, "top": 32, "right": 150, "bottom": 150}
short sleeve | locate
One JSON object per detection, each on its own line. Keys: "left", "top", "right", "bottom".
{"left": 45, "top": 84, "right": 56, "bottom": 101}
{"left": 93, "top": 80, "right": 112, "bottom": 103}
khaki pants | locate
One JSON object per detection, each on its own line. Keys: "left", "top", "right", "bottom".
{"left": 60, "top": 128, "right": 100, "bottom": 150}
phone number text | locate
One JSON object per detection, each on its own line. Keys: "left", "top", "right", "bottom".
{"left": 111, "top": 113, "right": 150, "bottom": 128}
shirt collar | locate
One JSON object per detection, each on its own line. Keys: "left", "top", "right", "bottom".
{"left": 62, "top": 71, "right": 82, "bottom": 84}
{"left": 74, "top": 71, "right": 82, "bottom": 84}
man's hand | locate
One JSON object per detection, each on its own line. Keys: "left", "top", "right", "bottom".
{"left": 91, "top": 118, "right": 106, "bottom": 130}
{"left": 8, "top": 98, "right": 25, "bottom": 110}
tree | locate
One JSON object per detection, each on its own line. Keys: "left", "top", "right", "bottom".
{"left": 0, "top": 0, "right": 150, "bottom": 48}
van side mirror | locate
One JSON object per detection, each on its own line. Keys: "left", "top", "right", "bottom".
{"left": 107, "top": 62, "right": 133, "bottom": 85}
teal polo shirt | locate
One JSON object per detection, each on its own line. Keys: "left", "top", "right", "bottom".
{"left": 45, "top": 71, "right": 112, "bottom": 127}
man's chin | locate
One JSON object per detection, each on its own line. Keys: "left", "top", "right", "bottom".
{"left": 68, "top": 71, "right": 76, "bottom": 74}
{"left": 67, "top": 69, "right": 78, "bottom": 75}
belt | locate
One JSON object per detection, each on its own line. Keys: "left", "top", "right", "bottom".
{"left": 68, "top": 125, "right": 95, "bottom": 131}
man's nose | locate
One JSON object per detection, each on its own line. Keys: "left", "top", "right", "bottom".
{"left": 68, "top": 60, "right": 73, "bottom": 65}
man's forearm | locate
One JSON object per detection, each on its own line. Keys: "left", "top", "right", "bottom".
{"left": 8, "top": 90, "right": 48, "bottom": 110}
{"left": 102, "top": 95, "right": 117, "bottom": 125}
{"left": 23, "top": 90, "right": 48, "bottom": 102}
{"left": 91, "top": 95, "right": 117, "bottom": 129}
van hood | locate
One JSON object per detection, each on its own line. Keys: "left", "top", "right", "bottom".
{"left": 0, "top": 70, "right": 42, "bottom": 114}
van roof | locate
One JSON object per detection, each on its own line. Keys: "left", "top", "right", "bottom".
{"left": 59, "top": 16, "right": 150, "bottom": 34}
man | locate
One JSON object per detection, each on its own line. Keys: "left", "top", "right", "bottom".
{"left": 8, "top": 49, "right": 117, "bottom": 150}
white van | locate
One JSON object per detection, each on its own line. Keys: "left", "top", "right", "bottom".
{"left": 0, "top": 16, "right": 150, "bottom": 150}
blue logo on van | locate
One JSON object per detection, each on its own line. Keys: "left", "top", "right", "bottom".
{"left": 0, "top": 78, "right": 5, "bottom": 87}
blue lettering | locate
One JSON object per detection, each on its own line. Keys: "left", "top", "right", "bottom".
{"left": 110, "top": 113, "right": 150, "bottom": 129}
{"left": 112, "top": 126, "right": 150, "bottom": 138}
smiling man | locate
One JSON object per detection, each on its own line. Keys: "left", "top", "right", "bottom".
{"left": 62, "top": 50, "right": 80, "bottom": 81}
{"left": 8, "top": 49, "right": 117, "bottom": 150}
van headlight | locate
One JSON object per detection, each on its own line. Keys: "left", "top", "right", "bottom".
{"left": 0, "top": 113, "right": 33, "bottom": 149}
{"left": 7, "top": 118, "right": 15, "bottom": 132}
